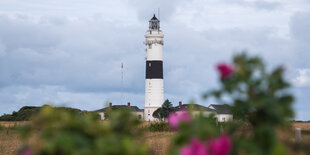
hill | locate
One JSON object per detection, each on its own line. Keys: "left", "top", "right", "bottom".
{"left": 0, "top": 105, "right": 85, "bottom": 121}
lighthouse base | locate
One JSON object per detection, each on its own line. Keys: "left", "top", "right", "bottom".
{"left": 144, "top": 79, "right": 164, "bottom": 121}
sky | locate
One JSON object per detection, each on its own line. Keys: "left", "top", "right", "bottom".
{"left": 0, "top": 0, "right": 309, "bottom": 120}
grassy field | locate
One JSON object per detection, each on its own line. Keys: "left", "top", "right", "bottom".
{"left": 0, "top": 121, "right": 309, "bottom": 155}
{"left": 292, "top": 122, "right": 310, "bottom": 130}
{"left": 142, "top": 132, "right": 175, "bottom": 155}
{"left": 0, "top": 129, "right": 23, "bottom": 155}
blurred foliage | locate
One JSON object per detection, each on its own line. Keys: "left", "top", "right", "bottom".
{"left": 203, "top": 53, "right": 294, "bottom": 155}
{"left": 12, "top": 53, "right": 306, "bottom": 155}
{"left": 153, "top": 99, "right": 175, "bottom": 120}
{"left": 19, "top": 105, "right": 148, "bottom": 155}
{"left": 0, "top": 124, "right": 4, "bottom": 131}
{"left": 169, "top": 53, "right": 297, "bottom": 155}
{"left": 149, "top": 122, "right": 170, "bottom": 132}
{"left": 169, "top": 113, "right": 221, "bottom": 154}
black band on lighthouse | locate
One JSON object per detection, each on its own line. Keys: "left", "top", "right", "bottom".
{"left": 146, "top": 61, "right": 163, "bottom": 79}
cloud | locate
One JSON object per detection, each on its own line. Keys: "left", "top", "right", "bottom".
{"left": 126, "top": 0, "right": 187, "bottom": 21}
{"left": 0, "top": 0, "right": 309, "bottom": 120}
{"left": 222, "top": 0, "right": 281, "bottom": 10}
{"left": 0, "top": 84, "right": 145, "bottom": 115}
{"left": 290, "top": 12, "right": 310, "bottom": 41}
{"left": 289, "top": 12, "right": 310, "bottom": 68}
{"left": 293, "top": 87, "right": 310, "bottom": 121}
{"left": 0, "top": 41, "right": 6, "bottom": 57}
{"left": 0, "top": 14, "right": 146, "bottom": 91}
{"left": 251, "top": 1, "right": 281, "bottom": 10}
{"left": 292, "top": 69, "right": 310, "bottom": 87}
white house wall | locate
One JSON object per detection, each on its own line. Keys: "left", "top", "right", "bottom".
{"left": 216, "top": 114, "right": 233, "bottom": 122}
{"left": 99, "top": 112, "right": 104, "bottom": 120}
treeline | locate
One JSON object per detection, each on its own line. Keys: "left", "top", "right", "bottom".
{"left": 291, "top": 120, "right": 310, "bottom": 122}
{"left": 0, "top": 105, "right": 89, "bottom": 121}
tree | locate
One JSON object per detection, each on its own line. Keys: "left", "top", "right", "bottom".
{"left": 152, "top": 108, "right": 162, "bottom": 120}
{"left": 153, "top": 99, "right": 175, "bottom": 120}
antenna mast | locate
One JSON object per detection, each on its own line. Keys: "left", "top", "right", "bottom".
{"left": 158, "top": 8, "right": 160, "bottom": 20}
{"left": 121, "top": 62, "right": 124, "bottom": 105}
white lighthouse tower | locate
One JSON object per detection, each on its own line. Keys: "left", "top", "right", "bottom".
{"left": 144, "top": 14, "right": 164, "bottom": 121}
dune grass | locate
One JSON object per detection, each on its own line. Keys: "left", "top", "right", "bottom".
{"left": 0, "top": 121, "right": 309, "bottom": 155}
{"left": 0, "top": 129, "right": 23, "bottom": 155}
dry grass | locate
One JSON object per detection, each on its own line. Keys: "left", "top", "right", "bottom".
{"left": 0, "top": 129, "right": 23, "bottom": 155}
{"left": 0, "top": 121, "right": 310, "bottom": 155}
{"left": 292, "top": 122, "right": 310, "bottom": 130}
{"left": 141, "top": 132, "right": 175, "bottom": 155}
{"left": 0, "top": 121, "right": 28, "bottom": 128}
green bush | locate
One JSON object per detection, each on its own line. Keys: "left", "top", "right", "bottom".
{"left": 168, "top": 53, "right": 298, "bottom": 155}
{"left": 149, "top": 122, "right": 170, "bottom": 132}
{"left": 0, "top": 124, "right": 5, "bottom": 131}
{"left": 19, "top": 105, "right": 148, "bottom": 155}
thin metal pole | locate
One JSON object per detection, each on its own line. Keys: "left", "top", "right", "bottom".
{"left": 121, "top": 62, "right": 124, "bottom": 105}
{"left": 158, "top": 8, "right": 160, "bottom": 20}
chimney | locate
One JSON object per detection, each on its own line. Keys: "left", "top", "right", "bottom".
{"left": 179, "top": 101, "right": 182, "bottom": 106}
{"left": 127, "top": 102, "right": 131, "bottom": 107}
{"left": 109, "top": 102, "right": 112, "bottom": 107}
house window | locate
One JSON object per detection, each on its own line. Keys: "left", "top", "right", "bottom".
{"left": 149, "top": 63, "right": 151, "bottom": 67}
{"left": 222, "top": 117, "right": 225, "bottom": 122}
{"left": 138, "top": 115, "right": 142, "bottom": 119}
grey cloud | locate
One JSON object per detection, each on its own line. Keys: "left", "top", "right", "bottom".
{"left": 289, "top": 12, "right": 310, "bottom": 68}
{"left": 293, "top": 87, "right": 310, "bottom": 120}
{"left": 162, "top": 21, "right": 294, "bottom": 108}
{"left": 0, "top": 15, "right": 145, "bottom": 93}
{"left": 252, "top": 1, "right": 281, "bottom": 10}
{"left": 0, "top": 85, "right": 145, "bottom": 115}
{"left": 0, "top": 0, "right": 309, "bottom": 120}
{"left": 222, "top": 0, "right": 281, "bottom": 10}
{"left": 126, "top": 0, "right": 187, "bottom": 21}
{"left": 290, "top": 12, "right": 310, "bottom": 41}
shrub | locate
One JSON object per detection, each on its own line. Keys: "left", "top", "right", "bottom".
{"left": 149, "top": 122, "right": 170, "bottom": 132}
{"left": 0, "top": 124, "right": 4, "bottom": 131}
{"left": 19, "top": 105, "right": 149, "bottom": 155}
{"left": 168, "top": 53, "right": 297, "bottom": 155}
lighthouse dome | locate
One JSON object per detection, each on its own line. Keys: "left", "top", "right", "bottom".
{"left": 149, "top": 14, "right": 160, "bottom": 30}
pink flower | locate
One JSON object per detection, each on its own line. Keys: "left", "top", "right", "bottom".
{"left": 181, "top": 138, "right": 209, "bottom": 155}
{"left": 168, "top": 111, "right": 191, "bottom": 130}
{"left": 18, "top": 148, "right": 32, "bottom": 155}
{"left": 208, "top": 135, "right": 232, "bottom": 155}
{"left": 179, "top": 135, "right": 232, "bottom": 155}
{"left": 216, "top": 63, "right": 234, "bottom": 79}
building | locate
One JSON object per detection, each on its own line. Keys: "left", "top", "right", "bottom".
{"left": 96, "top": 102, "right": 233, "bottom": 122}
{"left": 174, "top": 102, "right": 233, "bottom": 122}
{"left": 96, "top": 102, "right": 144, "bottom": 120}
{"left": 95, "top": 15, "right": 233, "bottom": 122}
{"left": 144, "top": 14, "right": 165, "bottom": 121}
{"left": 208, "top": 104, "right": 233, "bottom": 122}
{"left": 174, "top": 101, "right": 216, "bottom": 117}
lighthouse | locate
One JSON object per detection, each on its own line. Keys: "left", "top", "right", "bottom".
{"left": 144, "top": 14, "right": 164, "bottom": 121}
